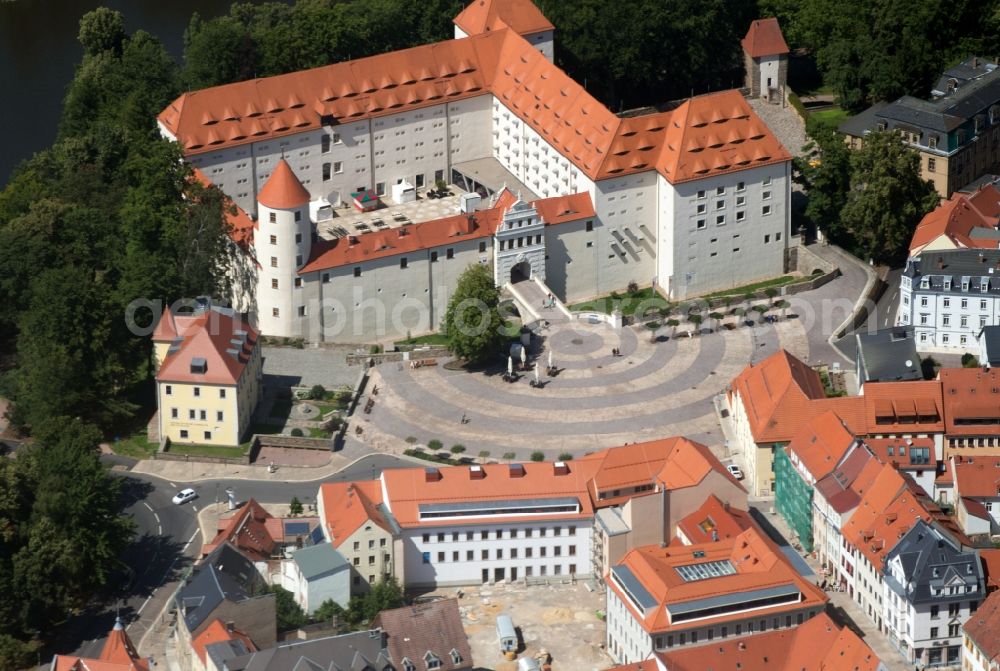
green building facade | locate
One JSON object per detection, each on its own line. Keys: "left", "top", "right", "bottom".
{"left": 774, "top": 447, "right": 813, "bottom": 552}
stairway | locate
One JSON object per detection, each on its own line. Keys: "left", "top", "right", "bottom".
{"left": 505, "top": 276, "right": 571, "bottom": 324}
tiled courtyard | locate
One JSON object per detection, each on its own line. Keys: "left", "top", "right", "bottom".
{"left": 353, "top": 314, "right": 813, "bottom": 459}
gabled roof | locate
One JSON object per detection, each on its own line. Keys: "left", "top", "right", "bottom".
{"left": 201, "top": 498, "right": 281, "bottom": 562}
{"left": 909, "top": 183, "right": 1000, "bottom": 255}
{"left": 861, "top": 380, "right": 944, "bottom": 434}
{"left": 883, "top": 519, "right": 980, "bottom": 604}
{"left": 653, "top": 611, "right": 880, "bottom": 671}
{"left": 258, "top": 158, "right": 310, "bottom": 210}
{"left": 863, "top": 436, "right": 935, "bottom": 470}
{"left": 675, "top": 495, "right": 756, "bottom": 545}
{"left": 940, "top": 367, "right": 1000, "bottom": 435}
{"left": 741, "top": 18, "right": 790, "bottom": 58}
{"left": 153, "top": 304, "right": 259, "bottom": 386}
{"left": 51, "top": 618, "right": 149, "bottom": 671}
{"left": 318, "top": 480, "right": 396, "bottom": 547}
{"left": 813, "top": 448, "right": 882, "bottom": 515}
{"left": 786, "top": 411, "right": 856, "bottom": 482}
{"left": 225, "top": 631, "right": 393, "bottom": 671}
{"left": 608, "top": 526, "right": 826, "bottom": 634}
{"left": 965, "top": 589, "right": 1000, "bottom": 663}
{"left": 192, "top": 619, "right": 256, "bottom": 666}
{"left": 453, "top": 0, "right": 554, "bottom": 36}
{"left": 291, "top": 542, "right": 349, "bottom": 580}
{"left": 176, "top": 542, "right": 267, "bottom": 633}
{"left": 373, "top": 599, "right": 472, "bottom": 670}
{"left": 953, "top": 455, "right": 1000, "bottom": 498}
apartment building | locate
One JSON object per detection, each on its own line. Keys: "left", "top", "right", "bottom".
{"left": 152, "top": 300, "right": 262, "bottom": 447}
{"left": 951, "top": 455, "right": 1000, "bottom": 536}
{"left": 840, "top": 56, "right": 1000, "bottom": 197}
{"left": 157, "top": 0, "right": 793, "bottom": 340}
{"left": 604, "top": 525, "right": 827, "bottom": 665}
{"left": 940, "top": 368, "right": 1000, "bottom": 455}
{"left": 963, "top": 589, "right": 1000, "bottom": 671}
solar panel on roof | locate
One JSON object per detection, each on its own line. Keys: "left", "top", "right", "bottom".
{"left": 309, "top": 525, "right": 325, "bottom": 546}
{"left": 675, "top": 559, "right": 737, "bottom": 582}
{"left": 285, "top": 521, "right": 310, "bottom": 536}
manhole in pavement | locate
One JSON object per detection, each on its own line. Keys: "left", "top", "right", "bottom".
{"left": 571, "top": 338, "right": 584, "bottom": 345}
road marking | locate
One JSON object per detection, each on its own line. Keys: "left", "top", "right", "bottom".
{"left": 192, "top": 504, "right": 198, "bottom": 512}
{"left": 182, "top": 529, "right": 200, "bottom": 552}
{"left": 134, "top": 595, "right": 153, "bottom": 617}
{"left": 157, "top": 525, "right": 162, "bottom": 535}
{"left": 142, "top": 502, "right": 154, "bottom": 512}
{"left": 169, "top": 482, "right": 177, "bottom": 488}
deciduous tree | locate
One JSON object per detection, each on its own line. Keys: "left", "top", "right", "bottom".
{"left": 443, "top": 264, "right": 504, "bottom": 364}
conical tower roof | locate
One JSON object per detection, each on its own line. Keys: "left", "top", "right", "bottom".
{"left": 99, "top": 617, "right": 148, "bottom": 669}
{"left": 258, "top": 158, "right": 310, "bottom": 210}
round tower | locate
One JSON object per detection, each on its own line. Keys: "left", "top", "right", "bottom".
{"left": 254, "top": 158, "right": 312, "bottom": 337}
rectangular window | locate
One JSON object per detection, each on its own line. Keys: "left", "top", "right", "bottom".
{"left": 322, "top": 163, "right": 331, "bottom": 180}
{"left": 585, "top": 220, "right": 593, "bottom": 232}
{"left": 447, "top": 248, "right": 454, "bottom": 259}
{"left": 298, "top": 306, "right": 306, "bottom": 317}
{"left": 929, "top": 157, "right": 936, "bottom": 172}
{"left": 697, "top": 190, "right": 706, "bottom": 199}
{"left": 422, "top": 552, "right": 430, "bottom": 564}
{"left": 736, "top": 210, "right": 745, "bottom": 221}
{"left": 321, "top": 135, "right": 330, "bottom": 153}
{"left": 430, "top": 251, "right": 438, "bottom": 263}
{"left": 165, "top": 385, "right": 172, "bottom": 396}
{"left": 696, "top": 219, "right": 706, "bottom": 230}
{"left": 294, "top": 277, "right": 302, "bottom": 288}
{"left": 762, "top": 205, "right": 771, "bottom": 216}
{"left": 203, "top": 431, "right": 212, "bottom": 440}
{"left": 334, "top": 161, "right": 343, "bottom": 174}
{"left": 479, "top": 241, "right": 487, "bottom": 253}
{"left": 697, "top": 203, "right": 707, "bottom": 214}
{"left": 466, "top": 550, "right": 473, "bottom": 560}
{"left": 271, "top": 256, "right": 278, "bottom": 268}
{"left": 437, "top": 552, "right": 444, "bottom": 562}
{"left": 180, "top": 429, "right": 188, "bottom": 439}
{"left": 737, "top": 181, "right": 745, "bottom": 191}
{"left": 199, "top": 410, "right": 206, "bottom": 420}
{"left": 269, "top": 234, "right": 277, "bottom": 245}
{"left": 272, "top": 307, "right": 280, "bottom": 317}
{"left": 269, "top": 212, "right": 276, "bottom": 223}
{"left": 171, "top": 408, "right": 178, "bottom": 419}
{"left": 216, "top": 411, "right": 223, "bottom": 422}
{"left": 219, "top": 389, "right": 226, "bottom": 399}
{"left": 193, "top": 387, "right": 201, "bottom": 397}
{"left": 716, "top": 186, "right": 725, "bottom": 196}
{"left": 400, "top": 257, "right": 408, "bottom": 269}
{"left": 715, "top": 199, "right": 725, "bottom": 210}
{"left": 716, "top": 215, "right": 725, "bottom": 225}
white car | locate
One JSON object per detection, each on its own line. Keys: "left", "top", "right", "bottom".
{"left": 172, "top": 488, "right": 197, "bottom": 505}
{"left": 726, "top": 464, "right": 744, "bottom": 480}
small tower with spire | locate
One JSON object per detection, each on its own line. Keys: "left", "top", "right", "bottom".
{"left": 253, "top": 159, "right": 312, "bottom": 337}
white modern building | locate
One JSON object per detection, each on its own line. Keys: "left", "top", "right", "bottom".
{"left": 280, "top": 543, "right": 351, "bottom": 615}
{"left": 157, "top": 0, "right": 793, "bottom": 341}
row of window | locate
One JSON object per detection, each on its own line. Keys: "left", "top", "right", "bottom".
{"left": 918, "top": 296, "right": 993, "bottom": 309}
{"left": 169, "top": 408, "right": 224, "bottom": 422}
{"left": 178, "top": 429, "right": 213, "bottom": 441}
{"left": 694, "top": 206, "right": 772, "bottom": 229}
{"left": 352, "top": 553, "right": 390, "bottom": 566}
{"left": 420, "top": 525, "right": 577, "bottom": 542}
{"left": 694, "top": 190, "right": 771, "bottom": 213}
{"left": 653, "top": 610, "right": 810, "bottom": 649}
{"left": 422, "top": 545, "right": 577, "bottom": 563}
{"left": 164, "top": 385, "right": 227, "bottom": 399}
{"left": 499, "top": 235, "right": 541, "bottom": 250}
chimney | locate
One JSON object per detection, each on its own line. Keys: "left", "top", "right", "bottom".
{"left": 469, "top": 465, "right": 485, "bottom": 480}
{"left": 553, "top": 461, "right": 569, "bottom": 476}
{"left": 723, "top": 501, "right": 730, "bottom": 512}
{"left": 424, "top": 467, "right": 442, "bottom": 482}
{"left": 349, "top": 235, "right": 359, "bottom": 246}
{"left": 509, "top": 463, "right": 525, "bottom": 478}
{"left": 398, "top": 226, "right": 409, "bottom": 237}
{"left": 465, "top": 214, "right": 477, "bottom": 234}
{"left": 226, "top": 621, "right": 235, "bottom": 633}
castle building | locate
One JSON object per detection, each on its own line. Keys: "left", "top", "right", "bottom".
{"left": 158, "top": 0, "right": 792, "bottom": 341}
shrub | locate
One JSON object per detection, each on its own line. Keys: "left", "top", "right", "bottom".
{"left": 290, "top": 427, "right": 304, "bottom": 437}
{"left": 962, "top": 353, "right": 980, "bottom": 368}
{"left": 557, "top": 452, "right": 574, "bottom": 461}
{"left": 645, "top": 321, "right": 660, "bottom": 330}
{"left": 427, "top": 439, "right": 443, "bottom": 451}
{"left": 503, "top": 452, "right": 517, "bottom": 461}
{"left": 289, "top": 496, "right": 303, "bottom": 516}
{"left": 405, "top": 436, "right": 418, "bottom": 444}
{"left": 308, "top": 384, "right": 326, "bottom": 400}
{"left": 450, "top": 444, "right": 466, "bottom": 454}
{"left": 530, "top": 451, "right": 545, "bottom": 462}
{"left": 369, "top": 344, "right": 382, "bottom": 355}
{"left": 627, "top": 280, "right": 639, "bottom": 294}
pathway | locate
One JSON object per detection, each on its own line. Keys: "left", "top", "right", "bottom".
{"left": 747, "top": 97, "right": 811, "bottom": 158}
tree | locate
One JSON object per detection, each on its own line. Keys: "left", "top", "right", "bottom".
{"left": 557, "top": 453, "right": 574, "bottom": 462}
{"left": 450, "top": 444, "right": 466, "bottom": 455}
{"left": 182, "top": 14, "right": 260, "bottom": 90}
{"left": 78, "top": 7, "right": 126, "bottom": 56}
{"left": 311, "top": 598, "right": 345, "bottom": 624}
{"left": 666, "top": 318, "right": 680, "bottom": 337}
{"left": 530, "top": 451, "right": 545, "bottom": 462}
{"left": 427, "top": 439, "right": 443, "bottom": 451}
{"left": 795, "top": 129, "right": 852, "bottom": 241}
{"left": 764, "top": 287, "right": 779, "bottom": 302}
{"left": 503, "top": 452, "right": 516, "bottom": 461}
{"left": 840, "top": 131, "right": 940, "bottom": 265}
{"left": 268, "top": 585, "right": 307, "bottom": 631}
{"left": 360, "top": 576, "right": 404, "bottom": 622}
{"left": 289, "top": 496, "right": 303, "bottom": 516}
{"left": 308, "top": 385, "right": 327, "bottom": 400}
{"left": 687, "top": 313, "right": 703, "bottom": 332}
{"left": 478, "top": 450, "right": 490, "bottom": 463}
{"left": 443, "top": 264, "right": 505, "bottom": 364}
{"left": 708, "top": 312, "right": 724, "bottom": 331}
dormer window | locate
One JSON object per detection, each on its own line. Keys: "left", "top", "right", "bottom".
{"left": 424, "top": 652, "right": 441, "bottom": 669}
{"left": 402, "top": 659, "right": 416, "bottom": 671}
{"left": 929, "top": 136, "right": 938, "bottom": 149}
{"left": 877, "top": 122, "right": 887, "bottom": 132}
{"left": 920, "top": 277, "right": 930, "bottom": 289}
{"left": 450, "top": 649, "right": 463, "bottom": 664}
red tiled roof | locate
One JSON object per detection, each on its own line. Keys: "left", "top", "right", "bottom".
{"left": 786, "top": 411, "right": 856, "bottom": 482}
{"left": 201, "top": 498, "right": 279, "bottom": 562}
{"left": 741, "top": 18, "right": 790, "bottom": 58}
{"left": 532, "top": 191, "right": 596, "bottom": 225}
{"left": 153, "top": 306, "right": 259, "bottom": 385}
{"left": 862, "top": 380, "right": 944, "bottom": 434}
{"left": 654, "top": 611, "right": 880, "bottom": 671}
{"left": 909, "top": 183, "right": 1000, "bottom": 255}
{"left": 609, "top": 526, "right": 827, "bottom": 634}
{"left": 52, "top": 619, "right": 149, "bottom": 671}
{"left": 940, "top": 368, "right": 1000, "bottom": 436}
{"left": 963, "top": 588, "right": 1000, "bottom": 661}
{"left": 192, "top": 619, "right": 256, "bottom": 665}
{"left": 863, "top": 436, "right": 936, "bottom": 470}
{"left": 319, "top": 480, "right": 395, "bottom": 548}
{"left": 161, "top": 30, "right": 789, "bottom": 186}
{"left": 953, "top": 455, "right": 1000, "bottom": 498}
{"left": 675, "top": 495, "right": 756, "bottom": 544}
{"left": 978, "top": 549, "right": 1000, "bottom": 590}
{"left": 814, "top": 449, "right": 882, "bottom": 515}
{"left": 258, "top": 158, "right": 310, "bottom": 209}
{"left": 192, "top": 167, "right": 257, "bottom": 248}
{"left": 454, "top": 0, "right": 554, "bottom": 36}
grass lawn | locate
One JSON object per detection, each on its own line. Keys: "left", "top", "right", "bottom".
{"left": 167, "top": 443, "right": 247, "bottom": 459}
{"left": 809, "top": 106, "right": 849, "bottom": 133}
{"left": 568, "top": 287, "right": 669, "bottom": 316}
{"left": 308, "top": 427, "right": 333, "bottom": 439}
{"left": 395, "top": 332, "right": 450, "bottom": 347}
{"left": 700, "top": 275, "right": 798, "bottom": 300}
{"left": 114, "top": 431, "right": 158, "bottom": 458}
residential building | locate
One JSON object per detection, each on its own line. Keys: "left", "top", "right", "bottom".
{"left": 173, "top": 543, "right": 276, "bottom": 671}
{"left": 604, "top": 525, "right": 827, "bottom": 664}
{"left": 907, "top": 182, "right": 1000, "bottom": 258}
{"left": 898, "top": 249, "right": 1000, "bottom": 351}
{"left": 775, "top": 411, "right": 859, "bottom": 552}
{"left": 863, "top": 436, "right": 937, "bottom": 498}
{"left": 157, "top": 0, "right": 794, "bottom": 340}
{"left": 741, "top": 18, "right": 789, "bottom": 102}
{"left": 840, "top": 57, "right": 1000, "bottom": 197}
{"left": 951, "top": 455, "right": 1000, "bottom": 537}
{"left": 979, "top": 325, "right": 1000, "bottom": 367}
{"left": 201, "top": 499, "right": 282, "bottom": 570}
{"left": 855, "top": 327, "right": 922, "bottom": 387}
{"left": 611, "top": 612, "right": 885, "bottom": 671}
{"left": 50, "top": 617, "right": 148, "bottom": 671}
{"left": 882, "top": 519, "right": 983, "bottom": 667}
{"left": 220, "top": 630, "right": 394, "bottom": 671}
{"left": 372, "top": 598, "right": 473, "bottom": 671}
{"left": 672, "top": 494, "right": 755, "bottom": 546}
{"left": 152, "top": 299, "right": 262, "bottom": 447}
{"left": 963, "top": 588, "right": 1000, "bottom": 671}
{"left": 191, "top": 620, "right": 256, "bottom": 671}
{"left": 317, "top": 437, "right": 742, "bottom": 589}
{"left": 315, "top": 479, "right": 401, "bottom": 593}
{"left": 280, "top": 542, "right": 350, "bottom": 615}
{"left": 940, "top": 367, "right": 1000, "bottom": 455}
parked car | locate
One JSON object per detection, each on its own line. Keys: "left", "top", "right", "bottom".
{"left": 726, "top": 464, "right": 744, "bottom": 480}
{"left": 172, "top": 488, "right": 197, "bottom": 505}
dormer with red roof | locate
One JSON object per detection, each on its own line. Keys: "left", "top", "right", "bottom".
{"left": 453, "top": 0, "right": 555, "bottom": 62}
{"left": 742, "top": 18, "right": 789, "bottom": 101}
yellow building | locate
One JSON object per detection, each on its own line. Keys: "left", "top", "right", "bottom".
{"left": 152, "top": 300, "right": 262, "bottom": 447}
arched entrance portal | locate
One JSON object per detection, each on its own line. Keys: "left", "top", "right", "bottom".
{"left": 510, "top": 261, "right": 531, "bottom": 283}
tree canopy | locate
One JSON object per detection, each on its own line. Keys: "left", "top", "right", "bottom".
{"left": 840, "top": 131, "right": 940, "bottom": 264}
{"left": 443, "top": 264, "right": 505, "bottom": 364}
